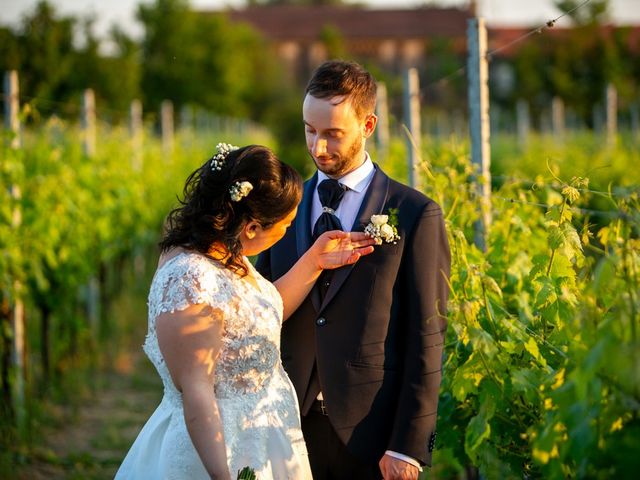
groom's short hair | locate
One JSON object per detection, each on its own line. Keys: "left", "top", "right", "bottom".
{"left": 305, "top": 60, "right": 377, "bottom": 120}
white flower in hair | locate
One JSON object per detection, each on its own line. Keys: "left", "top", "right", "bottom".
{"left": 229, "top": 181, "right": 253, "bottom": 202}
{"left": 210, "top": 142, "right": 239, "bottom": 171}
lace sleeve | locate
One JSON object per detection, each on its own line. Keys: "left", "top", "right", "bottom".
{"left": 149, "top": 254, "right": 234, "bottom": 321}
{"left": 143, "top": 253, "right": 237, "bottom": 409}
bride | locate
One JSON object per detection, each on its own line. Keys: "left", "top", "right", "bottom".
{"left": 115, "top": 143, "right": 375, "bottom": 479}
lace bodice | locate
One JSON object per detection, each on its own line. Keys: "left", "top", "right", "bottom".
{"left": 143, "top": 251, "right": 285, "bottom": 402}
{"left": 118, "top": 251, "right": 311, "bottom": 479}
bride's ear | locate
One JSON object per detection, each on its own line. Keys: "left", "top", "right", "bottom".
{"left": 242, "top": 220, "right": 260, "bottom": 240}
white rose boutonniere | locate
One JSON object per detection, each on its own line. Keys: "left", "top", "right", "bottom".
{"left": 365, "top": 210, "right": 400, "bottom": 245}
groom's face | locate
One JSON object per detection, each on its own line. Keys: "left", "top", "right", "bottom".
{"left": 303, "top": 94, "right": 375, "bottom": 178}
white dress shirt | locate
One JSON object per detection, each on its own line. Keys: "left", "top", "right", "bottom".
{"left": 311, "top": 153, "right": 423, "bottom": 472}
{"left": 311, "top": 153, "right": 375, "bottom": 234}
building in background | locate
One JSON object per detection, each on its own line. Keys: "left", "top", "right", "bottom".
{"left": 217, "top": 4, "right": 474, "bottom": 82}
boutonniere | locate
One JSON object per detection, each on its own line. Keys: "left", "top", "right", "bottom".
{"left": 365, "top": 209, "right": 400, "bottom": 245}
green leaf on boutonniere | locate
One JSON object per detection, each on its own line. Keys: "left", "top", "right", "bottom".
{"left": 387, "top": 207, "right": 399, "bottom": 226}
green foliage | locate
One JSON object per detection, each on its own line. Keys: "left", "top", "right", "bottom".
{"left": 554, "top": 0, "right": 610, "bottom": 26}
{"left": 11, "top": 1, "right": 76, "bottom": 107}
{"left": 509, "top": 23, "right": 639, "bottom": 127}
{"left": 0, "top": 120, "right": 271, "bottom": 457}
{"left": 422, "top": 37, "right": 466, "bottom": 111}
{"left": 262, "top": 90, "right": 311, "bottom": 176}
{"left": 319, "top": 24, "right": 346, "bottom": 59}
{"left": 237, "top": 466, "right": 257, "bottom": 479}
{"left": 136, "top": 0, "right": 288, "bottom": 120}
{"left": 0, "top": 0, "right": 291, "bottom": 127}
{"left": 0, "top": 1, "right": 140, "bottom": 119}
{"left": 491, "top": 131, "right": 640, "bottom": 222}
{"left": 401, "top": 135, "right": 640, "bottom": 478}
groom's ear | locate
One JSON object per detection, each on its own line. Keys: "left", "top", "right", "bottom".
{"left": 362, "top": 113, "right": 377, "bottom": 138}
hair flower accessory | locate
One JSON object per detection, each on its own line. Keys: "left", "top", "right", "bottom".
{"left": 229, "top": 181, "right": 253, "bottom": 202}
{"left": 210, "top": 142, "right": 239, "bottom": 171}
{"left": 364, "top": 211, "right": 400, "bottom": 245}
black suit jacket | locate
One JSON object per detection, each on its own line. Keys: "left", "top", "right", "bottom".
{"left": 256, "top": 165, "right": 450, "bottom": 466}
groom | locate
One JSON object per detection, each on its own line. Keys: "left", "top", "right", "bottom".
{"left": 257, "top": 60, "right": 450, "bottom": 480}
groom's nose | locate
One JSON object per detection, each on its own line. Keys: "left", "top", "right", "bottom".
{"left": 311, "top": 138, "right": 328, "bottom": 157}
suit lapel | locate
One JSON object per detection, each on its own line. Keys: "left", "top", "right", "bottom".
{"left": 352, "top": 164, "right": 390, "bottom": 232}
{"left": 297, "top": 173, "right": 322, "bottom": 312}
{"left": 320, "top": 165, "right": 390, "bottom": 312}
{"left": 296, "top": 173, "right": 317, "bottom": 259}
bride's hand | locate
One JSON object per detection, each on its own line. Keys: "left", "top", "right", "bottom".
{"left": 311, "top": 230, "right": 376, "bottom": 270}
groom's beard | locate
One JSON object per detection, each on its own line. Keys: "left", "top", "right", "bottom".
{"left": 312, "top": 135, "right": 364, "bottom": 178}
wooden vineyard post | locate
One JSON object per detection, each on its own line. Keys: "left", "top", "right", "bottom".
{"left": 130, "top": 99, "right": 143, "bottom": 171}
{"left": 3, "top": 70, "right": 26, "bottom": 436}
{"left": 375, "top": 82, "right": 390, "bottom": 159}
{"left": 467, "top": 18, "right": 492, "bottom": 252}
{"left": 403, "top": 68, "right": 421, "bottom": 190}
{"left": 161, "top": 100, "right": 174, "bottom": 155}
{"left": 82, "top": 88, "right": 96, "bottom": 157}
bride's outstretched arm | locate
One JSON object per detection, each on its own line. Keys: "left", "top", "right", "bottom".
{"left": 156, "top": 304, "right": 231, "bottom": 480}
{"left": 274, "top": 231, "right": 375, "bottom": 320}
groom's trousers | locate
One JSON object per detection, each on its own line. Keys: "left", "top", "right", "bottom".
{"left": 301, "top": 261, "right": 380, "bottom": 478}
{"left": 302, "top": 410, "right": 382, "bottom": 480}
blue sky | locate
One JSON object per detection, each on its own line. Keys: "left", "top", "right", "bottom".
{"left": 2, "top": 0, "right": 640, "bottom": 40}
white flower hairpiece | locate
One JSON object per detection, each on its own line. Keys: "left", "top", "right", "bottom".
{"left": 364, "top": 214, "right": 400, "bottom": 245}
{"left": 229, "top": 181, "right": 253, "bottom": 202}
{"left": 210, "top": 142, "right": 239, "bottom": 171}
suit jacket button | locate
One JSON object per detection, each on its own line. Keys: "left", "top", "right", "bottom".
{"left": 428, "top": 431, "right": 437, "bottom": 452}
{"left": 316, "top": 317, "right": 326, "bottom": 326}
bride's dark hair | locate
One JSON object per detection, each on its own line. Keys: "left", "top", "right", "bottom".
{"left": 159, "top": 145, "right": 302, "bottom": 275}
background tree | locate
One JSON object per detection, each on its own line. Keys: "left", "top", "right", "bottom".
{"left": 0, "top": 27, "right": 20, "bottom": 71}
{"left": 319, "top": 24, "right": 347, "bottom": 60}
{"left": 554, "top": 0, "right": 610, "bottom": 26}
{"left": 103, "top": 26, "right": 143, "bottom": 115}
{"left": 9, "top": 1, "right": 75, "bottom": 117}
{"left": 136, "top": 0, "right": 287, "bottom": 119}
{"left": 63, "top": 18, "right": 141, "bottom": 121}
{"left": 0, "top": 1, "right": 141, "bottom": 119}
{"left": 506, "top": 0, "right": 640, "bottom": 129}
{"left": 423, "top": 37, "right": 467, "bottom": 116}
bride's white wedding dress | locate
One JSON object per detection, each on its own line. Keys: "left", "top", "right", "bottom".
{"left": 115, "top": 252, "right": 312, "bottom": 479}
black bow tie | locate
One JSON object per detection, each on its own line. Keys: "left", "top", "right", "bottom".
{"left": 312, "top": 179, "right": 347, "bottom": 239}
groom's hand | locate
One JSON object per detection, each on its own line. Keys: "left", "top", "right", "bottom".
{"left": 379, "top": 453, "right": 420, "bottom": 480}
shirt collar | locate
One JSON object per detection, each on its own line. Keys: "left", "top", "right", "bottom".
{"left": 316, "top": 153, "right": 375, "bottom": 194}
